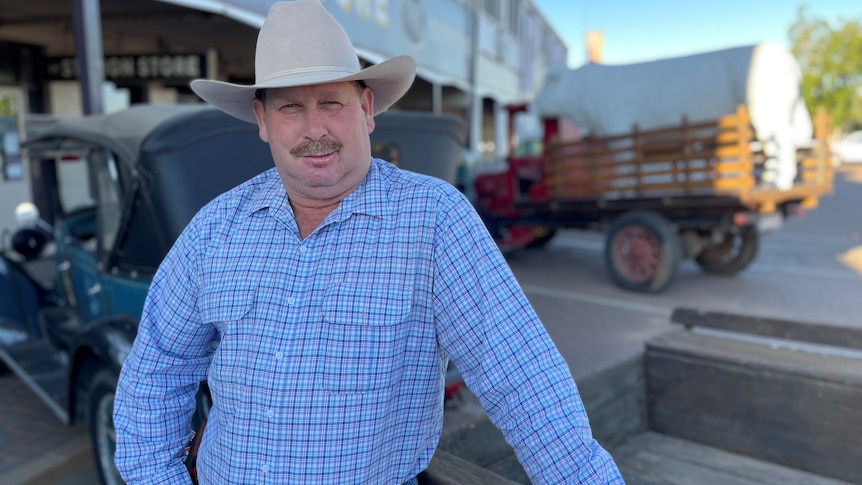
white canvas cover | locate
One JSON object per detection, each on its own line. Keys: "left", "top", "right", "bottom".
{"left": 532, "top": 42, "right": 812, "bottom": 189}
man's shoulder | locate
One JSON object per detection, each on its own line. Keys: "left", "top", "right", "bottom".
{"left": 183, "top": 168, "right": 279, "bottom": 241}
{"left": 372, "top": 158, "right": 462, "bottom": 204}
{"left": 199, "top": 168, "right": 278, "bottom": 217}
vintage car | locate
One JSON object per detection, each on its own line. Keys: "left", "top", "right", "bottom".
{"left": 0, "top": 104, "right": 470, "bottom": 484}
{"left": 0, "top": 104, "right": 273, "bottom": 483}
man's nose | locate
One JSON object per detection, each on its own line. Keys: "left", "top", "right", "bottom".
{"left": 303, "top": 107, "right": 328, "bottom": 139}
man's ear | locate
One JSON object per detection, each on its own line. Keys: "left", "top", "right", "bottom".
{"left": 252, "top": 98, "right": 269, "bottom": 142}
{"left": 362, "top": 87, "right": 375, "bottom": 134}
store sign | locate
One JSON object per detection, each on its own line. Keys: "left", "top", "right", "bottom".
{"left": 46, "top": 54, "right": 207, "bottom": 82}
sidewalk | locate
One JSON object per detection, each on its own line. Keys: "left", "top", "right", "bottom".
{"left": 0, "top": 373, "right": 96, "bottom": 485}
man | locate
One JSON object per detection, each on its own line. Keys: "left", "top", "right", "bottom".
{"left": 113, "top": 1, "right": 623, "bottom": 483}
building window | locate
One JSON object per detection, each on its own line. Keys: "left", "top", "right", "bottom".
{"left": 0, "top": 91, "right": 23, "bottom": 181}
{"left": 2, "top": 131, "right": 22, "bottom": 181}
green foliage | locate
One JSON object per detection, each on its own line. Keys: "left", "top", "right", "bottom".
{"left": 789, "top": 5, "right": 862, "bottom": 133}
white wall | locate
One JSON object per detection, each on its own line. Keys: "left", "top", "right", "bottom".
{"left": 49, "top": 81, "right": 131, "bottom": 116}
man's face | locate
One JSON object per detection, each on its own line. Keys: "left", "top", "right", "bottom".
{"left": 252, "top": 81, "right": 375, "bottom": 203}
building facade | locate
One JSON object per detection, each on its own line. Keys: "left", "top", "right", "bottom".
{"left": 0, "top": 0, "right": 568, "bottom": 234}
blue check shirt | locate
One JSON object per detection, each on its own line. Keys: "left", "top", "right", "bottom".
{"left": 113, "top": 158, "right": 622, "bottom": 484}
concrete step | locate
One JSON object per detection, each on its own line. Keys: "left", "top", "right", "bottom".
{"left": 614, "top": 432, "right": 852, "bottom": 485}
{"left": 646, "top": 327, "right": 862, "bottom": 483}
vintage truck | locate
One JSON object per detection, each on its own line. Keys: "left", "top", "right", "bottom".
{"left": 0, "top": 104, "right": 478, "bottom": 484}
{"left": 473, "top": 43, "right": 834, "bottom": 293}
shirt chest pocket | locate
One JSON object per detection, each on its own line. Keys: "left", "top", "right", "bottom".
{"left": 320, "top": 283, "right": 412, "bottom": 393}
{"left": 198, "top": 285, "right": 256, "bottom": 406}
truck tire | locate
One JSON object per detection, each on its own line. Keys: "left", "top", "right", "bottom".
{"left": 88, "top": 369, "right": 124, "bottom": 485}
{"left": 605, "top": 211, "right": 681, "bottom": 293}
{"left": 696, "top": 226, "right": 759, "bottom": 275}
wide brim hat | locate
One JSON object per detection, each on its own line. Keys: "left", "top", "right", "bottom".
{"left": 191, "top": 0, "right": 416, "bottom": 124}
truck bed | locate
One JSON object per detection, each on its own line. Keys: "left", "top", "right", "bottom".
{"left": 540, "top": 105, "right": 832, "bottom": 211}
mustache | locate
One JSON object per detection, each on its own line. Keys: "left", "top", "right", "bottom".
{"left": 290, "top": 138, "right": 342, "bottom": 157}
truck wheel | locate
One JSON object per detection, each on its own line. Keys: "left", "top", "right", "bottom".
{"left": 696, "top": 226, "right": 759, "bottom": 275}
{"left": 88, "top": 369, "right": 124, "bottom": 485}
{"left": 605, "top": 211, "right": 681, "bottom": 293}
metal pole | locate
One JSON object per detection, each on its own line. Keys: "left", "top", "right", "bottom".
{"left": 469, "top": 2, "right": 481, "bottom": 158}
{"left": 72, "top": 0, "right": 105, "bottom": 115}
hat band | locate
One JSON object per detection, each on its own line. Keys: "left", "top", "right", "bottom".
{"left": 259, "top": 66, "right": 360, "bottom": 84}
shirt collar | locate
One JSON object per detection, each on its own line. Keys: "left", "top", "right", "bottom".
{"left": 335, "top": 158, "right": 392, "bottom": 220}
{"left": 244, "top": 169, "right": 291, "bottom": 220}
{"left": 243, "top": 159, "right": 393, "bottom": 222}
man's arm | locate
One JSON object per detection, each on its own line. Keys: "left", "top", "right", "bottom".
{"left": 113, "top": 227, "right": 217, "bottom": 484}
{"left": 432, "top": 193, "right": 624, "bottom": 484}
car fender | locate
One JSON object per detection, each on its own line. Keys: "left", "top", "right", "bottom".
{"left": 71, "top": 317, "right": 138, "bottom": 375}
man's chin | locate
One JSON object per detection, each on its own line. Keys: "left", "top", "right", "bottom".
{"left": 287, "top": 178, "right": 355, "bottom": 202}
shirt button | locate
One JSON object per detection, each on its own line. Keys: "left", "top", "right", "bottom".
{"left": 287, "top": 297, "right": 296, "bottom": 305}
{"left": 266, "top": 410, "right": 275, "bottom": 419}
{"left": 261, "top": 464, "right": 270, "bottom": 473}
{"left": 275, "top": 351, "right": 284, "bottom": 359}
{"left": 299, "top": 245, "right": 308, "bottom": 253}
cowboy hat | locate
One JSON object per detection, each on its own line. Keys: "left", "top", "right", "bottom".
{"left": 190, "top": 0, "right": 416, "bottom": 124}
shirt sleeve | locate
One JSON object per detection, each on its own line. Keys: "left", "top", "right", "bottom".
{"left": 431, "top": 192, "right": 624, "bottom": 484}
{"left": 113, "top": 221, "right": 217, "bottom": 484}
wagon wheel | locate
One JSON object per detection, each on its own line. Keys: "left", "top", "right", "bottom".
{"left": 696, "top": 225, "right": 759, "bottom": 275}
{"left": 605, "top": 211, "right": 682, "bottom": 293}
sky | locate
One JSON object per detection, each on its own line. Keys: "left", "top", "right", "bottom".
{"left": 531, "top": 0, "right": 862, "bottom": 68}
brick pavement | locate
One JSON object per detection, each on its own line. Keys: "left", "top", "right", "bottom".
{"left": 0, "top": 371, "right": 94, "bottom": 484}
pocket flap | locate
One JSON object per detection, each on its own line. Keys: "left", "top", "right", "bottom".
{"left": 322, "top": 282, "right": 411, "bottom": 326}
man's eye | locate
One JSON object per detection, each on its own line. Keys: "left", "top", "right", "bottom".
{"left": 321, "top": 101, "right": 344, "bottom": 108}
{"left": 279, "top": 103, "right": 301, "bottom": 112}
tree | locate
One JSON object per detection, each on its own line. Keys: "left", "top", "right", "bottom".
{"left": 789, "top": 6, "right": 862, "bottom": 133}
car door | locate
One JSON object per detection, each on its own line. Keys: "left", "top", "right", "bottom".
{"left": 88, "top": 147, "right": 150, "bottom": 319}
{"left": 52, "top": 150, "right": 105, "bottom": 322}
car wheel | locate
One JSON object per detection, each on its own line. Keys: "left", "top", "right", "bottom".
{"left": 605, "top": 211, "right": 681, "bottom": 293}
{"left": 88, "top": 369, "right": 124, "bottom": 485}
